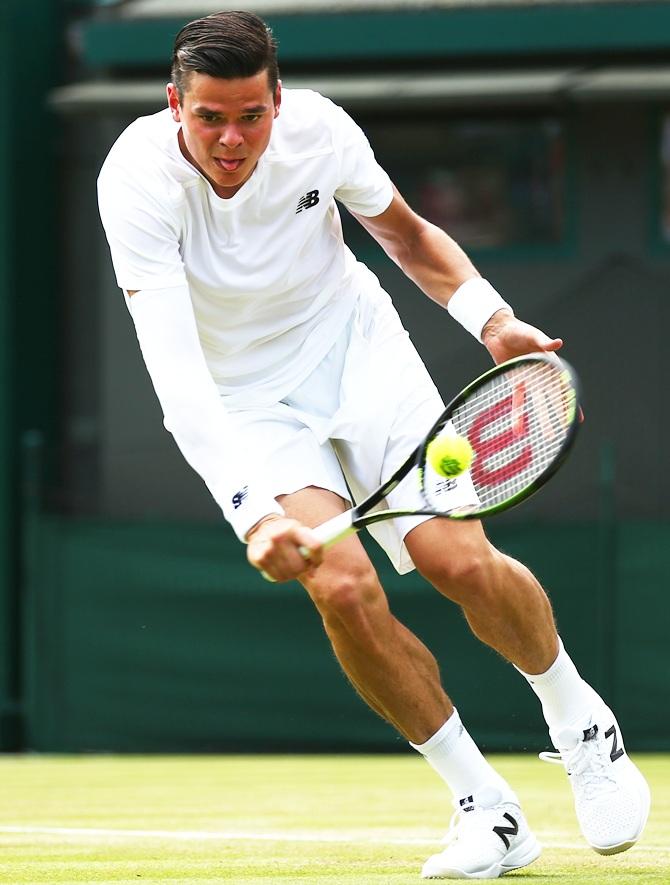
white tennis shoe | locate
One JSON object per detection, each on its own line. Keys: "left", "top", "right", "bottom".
{"left": 541, "top": 701, "right": 651, "bottom": 855}
{"left": 421, "top": 786, "right": 541, "bottom": 879}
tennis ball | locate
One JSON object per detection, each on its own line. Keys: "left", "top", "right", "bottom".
{"left": 427, "top": 434, "right": 474, "bottom": 477}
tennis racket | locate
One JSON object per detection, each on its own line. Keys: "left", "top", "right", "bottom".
{"left": 310, "top": 352, "right": 580, "bottom": 549}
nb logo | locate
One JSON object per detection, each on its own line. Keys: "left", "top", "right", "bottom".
{"left": 493, "top": 812, "right": 519, "bottom": 849}
{"left": 296, "top": 190, "right": 320, "bottom": 213}
{"left": 232, "top": 486, "right": 249, "bottom": 510}
{"left": 434, "top": 478, "right": 457, "bottom": 495}
{"left": 605, "top": 724, "right": 624, "bottom": 762}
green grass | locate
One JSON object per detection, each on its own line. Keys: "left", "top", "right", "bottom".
{"left": 0, "top": 754, "right": 667, "bottom": 883}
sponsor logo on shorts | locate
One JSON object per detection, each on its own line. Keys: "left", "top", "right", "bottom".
{"left": 232, "top": 486, "right": 249, "bottom": 509}
{"left": 434, "top": 478, "right": 458, "bottom": 495}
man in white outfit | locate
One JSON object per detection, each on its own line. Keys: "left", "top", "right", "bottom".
{"left": 98, "top": 11, "right": 649, "bottom": 878}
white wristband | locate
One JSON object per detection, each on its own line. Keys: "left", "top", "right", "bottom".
{"left": 446, "top": 277, "right": 513, "bottom": 342}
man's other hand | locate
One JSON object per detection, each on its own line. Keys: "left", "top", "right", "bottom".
{"left": 482, "top": 309, "right": 563, "bottom": 365}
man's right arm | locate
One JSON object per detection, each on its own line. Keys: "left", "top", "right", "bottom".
{"left": 97, "top": 156, "right": 282, "bottom": 539}
{"left": 128, "top": 286, "right": 322, "bottom": 573}
{"left": 124, "top": 284, "right": 285, "bottom": 541}
{"left": 99, "top": 162, "right": 318, "bottom": 556}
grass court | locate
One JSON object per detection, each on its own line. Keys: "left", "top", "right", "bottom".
{"left": 0, "top": 753, "right": 667, "bottom": 884}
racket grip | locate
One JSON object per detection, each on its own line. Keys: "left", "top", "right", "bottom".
{"left": 298, "top": 509, "right": 357, "bottom": 559}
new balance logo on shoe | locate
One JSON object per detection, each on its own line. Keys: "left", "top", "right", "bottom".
{"left": 296, "top": 190, "right": 320, "bottom": 213}
{"left": 493, "top": 812, "right": 519, "bottom": 849}
{"left": 605, "top": 724, "right": 624, "bottom": 762}
{"left": 421, "top": 801, "right": 540, "bottom": 879}
{"left": 542, "top": 702, "right": 650, "bottom": 857}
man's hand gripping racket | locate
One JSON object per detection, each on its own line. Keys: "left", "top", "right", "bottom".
{"left": 306, "top": 352, "right": 580, "bottom": 551}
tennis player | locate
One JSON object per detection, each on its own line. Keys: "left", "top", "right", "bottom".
{"left": 98, "top": 11, "right": 649, "bottom": 879}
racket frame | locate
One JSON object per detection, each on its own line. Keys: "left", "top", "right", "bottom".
{"left": 310, "top": 352, "right": 580, "bottom": 549}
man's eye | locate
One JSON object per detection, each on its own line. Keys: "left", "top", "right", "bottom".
{"left": 242, "top": 115, "right": 261, "bottom": 122}
{"left": 200, "top": 114, "right": 218, "bottom": 123}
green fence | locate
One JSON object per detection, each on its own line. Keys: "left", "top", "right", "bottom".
{"left": 22, "top": 515, "right": 669, "bottom": 753}
{"left": 0, "top": 0, "right": 61, "bottom": 752}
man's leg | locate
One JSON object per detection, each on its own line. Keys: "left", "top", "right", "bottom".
{"left": 405, "top": 518, "right": 560, "bottom": 674}
{"left": 279, "top": 487, "right": 452, "bottom": 743}
{"left": 279, "top": 487, "right": 540, "bottom": 879}
{"left": 405, "top": 517, "right": 650, "bottom": 859}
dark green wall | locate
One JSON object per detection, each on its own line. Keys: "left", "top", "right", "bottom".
{"left": 23, "top": 517, "right": 669, "bottom": 752}
{"left": 0, "top": 0, "right": 17, "bottom": 749}
{"left": 0, "top": 0, "right": 61, "bottom": 749}
{"left": 76, "top": 2, "right": 670, "bottom": 68}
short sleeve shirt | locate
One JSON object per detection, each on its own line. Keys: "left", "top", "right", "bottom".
{"left": 97, "top": 89, "right": 394, "bottom": 407}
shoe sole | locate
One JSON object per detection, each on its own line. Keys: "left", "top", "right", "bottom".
{"left": 422, "top": 835, "right": 541, "bottom": 879}
{"left": 593, "top": 839, "right": 637, "bottom": 856}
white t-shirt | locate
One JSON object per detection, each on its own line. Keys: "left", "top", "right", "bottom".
{"left": 97, "top": 89, "right": 394, "bottom": 408}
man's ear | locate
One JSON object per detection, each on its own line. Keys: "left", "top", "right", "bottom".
{"left": 166, "top": 83, "right": 182, "bottom": 122}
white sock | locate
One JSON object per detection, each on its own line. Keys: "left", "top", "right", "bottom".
{"left": 516, "top": 636, "right": 599, "bottom": 734}
{"left": 410, "top": 709, "right": 517, "bottom": 807}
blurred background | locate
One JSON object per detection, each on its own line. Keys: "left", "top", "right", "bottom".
{"left": 0, "top": 0, "right": 668, "bottom": 755}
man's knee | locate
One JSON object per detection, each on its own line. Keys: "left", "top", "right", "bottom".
{"left": 406, "top": 518, "right": 503, "bottom": 604}
{"left": 413, "top": 531, "right": 500, "bottom": 606}
{"left": 303, "top": 555, "right": 385, "bottom": 634}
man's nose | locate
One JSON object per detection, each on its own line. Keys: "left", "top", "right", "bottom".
{"left": 219, "top": 125, "right": 244, "bottom": 149}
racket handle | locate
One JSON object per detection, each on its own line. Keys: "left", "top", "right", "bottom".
{"left": 298, "top": 509, "right": 357, "bottom": 559}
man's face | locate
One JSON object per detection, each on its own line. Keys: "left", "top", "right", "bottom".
{"left": 167, "top": 70, "right": 281, "bottom": 198}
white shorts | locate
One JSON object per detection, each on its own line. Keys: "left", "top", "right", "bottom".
{"left": 225, "top": 280, "right": 477, "bottom": 574}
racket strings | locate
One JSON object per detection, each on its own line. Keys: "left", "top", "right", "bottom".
{"left": 425, "top": 363, "right": 575, "bottom": 513}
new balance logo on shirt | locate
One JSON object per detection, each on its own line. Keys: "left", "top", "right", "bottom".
{"left": 296, "top": 190, "right": 320, "bottom": 213}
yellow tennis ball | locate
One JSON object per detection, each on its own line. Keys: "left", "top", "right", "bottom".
{"left": 427, "top": 434, "right": 474, "bottom": 477}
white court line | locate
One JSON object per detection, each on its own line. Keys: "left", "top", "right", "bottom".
{"left": 0, "top": 826, "right": 667, "bottom": 854}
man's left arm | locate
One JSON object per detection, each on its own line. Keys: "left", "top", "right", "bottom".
{"left": 353, "top": 186, "right": 563, "bottom": 365}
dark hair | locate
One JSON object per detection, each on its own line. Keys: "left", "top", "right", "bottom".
{"left": 171, "top": 11, "right": 279, "bottom": 99}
